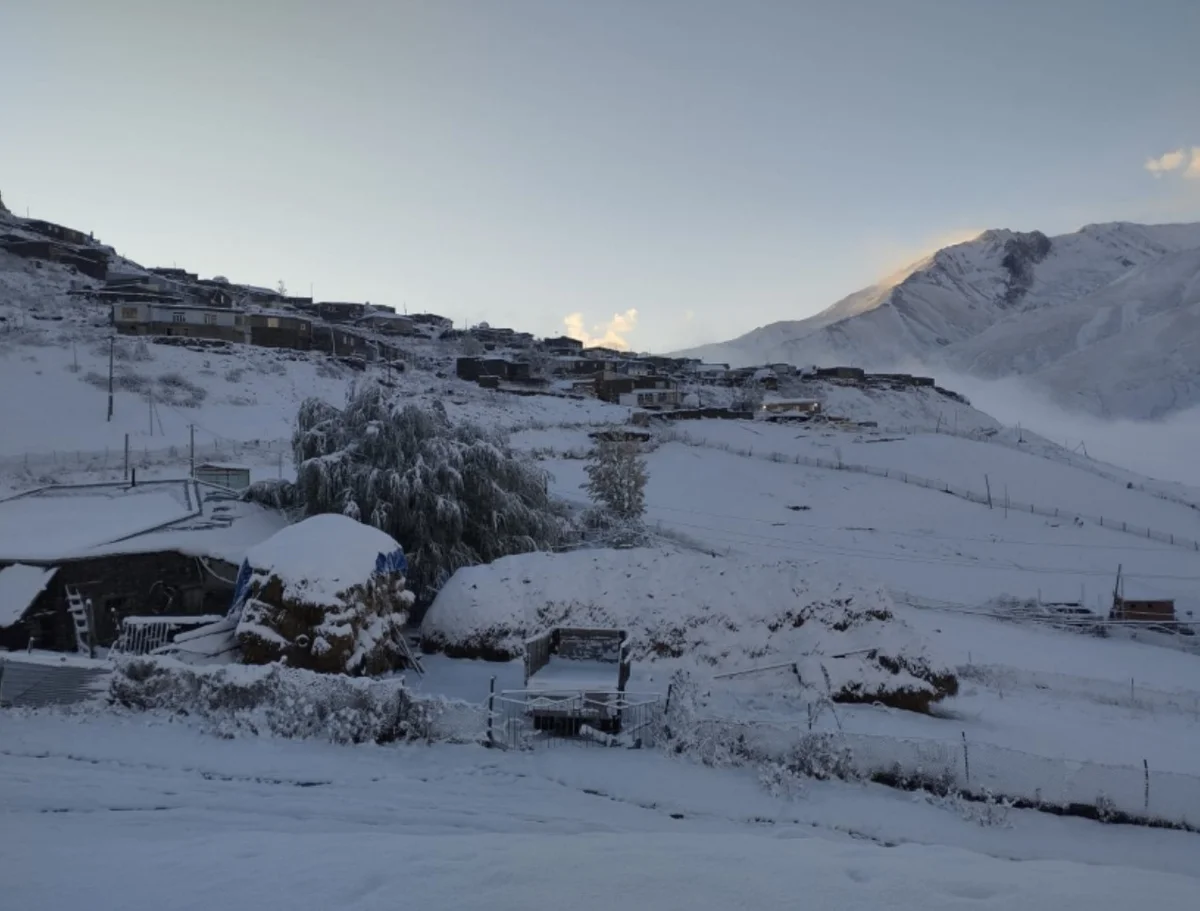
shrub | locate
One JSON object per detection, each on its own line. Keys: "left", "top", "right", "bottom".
{"left": 109, "top": 658, "right": 458, "bottom": 744}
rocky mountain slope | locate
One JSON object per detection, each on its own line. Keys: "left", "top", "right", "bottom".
{"left": 678, "top": 222, "right": 1200, "bottom": 419}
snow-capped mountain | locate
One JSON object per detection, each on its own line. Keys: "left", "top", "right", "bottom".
{"left": 678, "top": 222, "right": 1200, "bottom": 419}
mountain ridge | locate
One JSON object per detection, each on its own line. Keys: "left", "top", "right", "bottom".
{"left": 674, "top": 221, "right": 1200, "bottom": 419}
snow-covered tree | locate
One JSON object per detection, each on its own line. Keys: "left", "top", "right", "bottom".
{"left": 731, "top": 379, "right": 764, "bottom": 413}
{"left": 583, "top": 440, "right": 647, "bottom": 524}
{"left": 288, "top": 385, "right": 564, "bottom": 599}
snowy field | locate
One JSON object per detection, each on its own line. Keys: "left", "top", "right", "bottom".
{"left": 6, "top": 244, "right": 1200, "bottom": 908}
{"left": 2, "top": 711, "right": 1199, "bottom": 910}
{"left": 537, "top": 441, "right": 1200, "bottom": 612}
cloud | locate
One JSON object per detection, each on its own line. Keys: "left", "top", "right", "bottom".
{"left": 1144, "top": 147, "right": 1200, "bottom": 179}
{"left": 1145, "top": 149, "right": 1186, "bottom": 176}
{"left": 1187, "top": 148, "right": 1200, "bottom": 180}
{"left": 563, "top": 308, "right": 639, "bottom": 350}
{"left": 935, "top": 371, "right": 1200, "bottom": 488}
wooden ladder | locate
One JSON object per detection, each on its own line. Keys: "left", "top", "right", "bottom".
{"left": 65, "top": 587, "right": 94, "bottom": 657}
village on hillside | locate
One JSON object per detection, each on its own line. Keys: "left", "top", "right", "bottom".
{"left": 1, "top": 207, "right": 955, "bottom": 420}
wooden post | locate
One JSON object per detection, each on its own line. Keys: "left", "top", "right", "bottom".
{"left": 984, "top": 474, "right": 992, "bottom": 509}
{"left": 106, "top": 336, "right": 114, "bottom": 422}
{"left": 486, "top": 675, "right": 496, "bottom": 748}
{"left": 961, "top": 731, "right": 970, "bottom": 787}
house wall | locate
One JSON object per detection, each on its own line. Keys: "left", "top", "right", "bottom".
{"left": 0, "top": 551, "right": 238, "bottom": 652}
{"left": 113, "top": 302, "right": 246, "bottom": 343}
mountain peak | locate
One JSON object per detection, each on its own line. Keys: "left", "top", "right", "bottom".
{"left": 673, "top": 220, "right": 1200, "bottom": 419}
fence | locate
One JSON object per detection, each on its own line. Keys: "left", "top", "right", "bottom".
{"left": 108, "top": 615, "right": 226, "bottom": 658}
{"left": 488, "top": 688, "right": 665, "bottom": 750}
{"left": 0, "top": 655, "right": 111, "bottom": 709}
{"left": 0, "top": 438, "right": 291, "bottom": 479}
{"left": 686, "top": 718, "right": 1200, "bottom": 828}
{"left": 884, "top": 423, "right": 1200, "bottom": 515}
{"left": 660, "top": 429, "right": 1200, "bottom": 552}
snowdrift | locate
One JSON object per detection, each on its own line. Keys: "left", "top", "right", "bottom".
{"left": 234, "top": 514, "right": 416, "bottom": 675}
{"left": 422, "top": 548, "right": 957, "bottom": 711}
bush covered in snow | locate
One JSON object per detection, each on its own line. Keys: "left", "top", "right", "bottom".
{"left": 422, "top": 548, "right": 958, "bottom": 712}
{"left": 235, "top": 514, "right": 416, "bottom": 676}
{"left": 285, "top": 385, "right": 565, "bottom": 599}
{"left": 109, "top": 658, "right": 444, "bottom": 744}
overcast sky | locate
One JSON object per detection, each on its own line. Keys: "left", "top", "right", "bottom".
{"left": 4, "top": 0, "right": 1199, "bottom": 351}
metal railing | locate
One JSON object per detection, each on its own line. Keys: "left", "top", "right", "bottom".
{"left": 108, "top": 615, "right": 225, "bottom": 657}
{"left": 489, "top": 688, "right": 664, "bottom": 750}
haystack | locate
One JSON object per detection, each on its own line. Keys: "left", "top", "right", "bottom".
{"left": 233, "top": 514, "right": 415, "bottom": 675}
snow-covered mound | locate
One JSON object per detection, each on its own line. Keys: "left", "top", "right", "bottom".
{"left": 422, "top": 548, "right": 958, "bottom": 710}
{"left": 240, "top": 514, "right": 406, "bottom": 608}
{"left": 235, "top": 514, "right": 415, "bottom": 675}
{"left": 678, "top": 221, "right": 1200, "bottom": 419}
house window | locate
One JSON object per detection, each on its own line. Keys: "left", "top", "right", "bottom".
{"left": 172, "top": 312, "right": 186, "bottom": 323}
{"left": 203, "top": 313, "right": 217, "bottom": 325}
{"left": 120, "top": 306, "right": 138, "bottom": 320}
{"left": 267, "top": 317, "right": 279, "bottom": 328}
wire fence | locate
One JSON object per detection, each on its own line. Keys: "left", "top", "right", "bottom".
{"left": 883, "top": 423, "right": 1200, "bottom": 515}
{"left": 0, "top": 439, "right": 291, "bottom": 478}
{"left": 660, "top": 429, "right": 1200, "bottom": 552}
{"left": 687, "top": 718, "right": 1200, "bottom": 828}
{"left": 488, "top": 689, "right": 666, "bottom": 750}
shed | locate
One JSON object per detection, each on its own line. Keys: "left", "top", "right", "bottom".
{"left": 1110, "top": 598, "right": 1176, "bottom": 625}
{"left": 195, "top": 463, "right": 251, "bottom": 492}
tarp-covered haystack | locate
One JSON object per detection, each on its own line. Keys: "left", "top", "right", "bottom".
{"left": 231, "top": 514, "right": 415, "bottom": 676}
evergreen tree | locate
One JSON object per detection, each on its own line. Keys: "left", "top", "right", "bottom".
{"left": 285, "top": 385, "right": 564, "bottom": 599}
{"left": 582, "top": 440, "right": 648, "bottom": 524}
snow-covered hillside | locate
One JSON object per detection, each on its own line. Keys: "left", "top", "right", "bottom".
{"left": 678, "top": 222, "right": 1200, "bottom": 419}
{"left": 0, "top": 270, "right": 625, "bottom": 494}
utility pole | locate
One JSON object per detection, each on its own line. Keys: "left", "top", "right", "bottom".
{"left": 189, "top": 424, "right": 195, "bottom": 478}
{"left": 107, "top": 337, "right": 115, "bottom": 421}
{"left": 984, "top": 474, "right": 993, "bottom": 509}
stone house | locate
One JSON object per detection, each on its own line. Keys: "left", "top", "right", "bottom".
{"left": 0, "top": 480, "right": 288, "bottom": 653}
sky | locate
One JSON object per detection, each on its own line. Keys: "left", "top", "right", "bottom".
{"left": 3, "top": 0, "right": 1200, "bottom": 353}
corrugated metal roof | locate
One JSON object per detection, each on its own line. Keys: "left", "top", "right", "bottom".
{"left": 0, "top": 656, "right": 110, "bottom": 708}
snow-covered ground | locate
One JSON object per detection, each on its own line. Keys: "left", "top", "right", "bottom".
{"left": 5, "top": 237, "right": 1200, "bottom": 907}
{"left": 2, "top": 711, "right": 1198, "bottom": 910}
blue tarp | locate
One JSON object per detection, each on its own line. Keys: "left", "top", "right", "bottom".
{"left": 375, "top": 548, "right": 408, "bottom": 576}
{"left": 227, "top": 558, "right": 254, "bottom": 619}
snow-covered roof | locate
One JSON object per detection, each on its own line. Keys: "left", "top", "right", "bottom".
{"left": 243, "top": 514, "right": 404, "bottom": 607}
{"left": 0, "top": 480, "right": 288, "bottom": 565}
{"left": 0, "top": 564, "right": 58, "bottom": 627}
